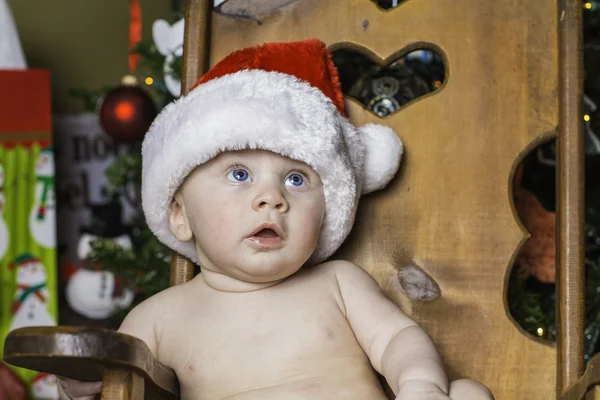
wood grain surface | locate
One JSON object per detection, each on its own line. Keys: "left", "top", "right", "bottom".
{"left": 169, "top": 0, "right": 213, "bottom": 287}
{"left": 101, "top": 369, "right": 144, "bottom": 400}
{"left": 557, "top": 0, "right": 585, "bottom": 396}
{"left": 209, "top": 1, "right": 559, "bottom": 398}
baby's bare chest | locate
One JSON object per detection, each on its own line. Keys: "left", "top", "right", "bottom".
{"left": 157, "top": 287, "right": 369, "bottom": 397}
{"left": 163, "top": 291, "right": 353, "bottom": 360}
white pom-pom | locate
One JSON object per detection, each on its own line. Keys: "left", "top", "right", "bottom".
{"left": 358, "top": 123, "right": 403, "bottom": 194}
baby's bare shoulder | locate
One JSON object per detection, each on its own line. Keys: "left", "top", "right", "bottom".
{"left": 127, "top": 279, "right": 196, "bottom": 317}
{"left": 290, "top": 260, "right": 352, "bottom": 288}
{"left": 293, "top": 260, "right": 374, "bottom": 309}
{"left": 310, "top": 259, "right": 373, "bottom": 282}
{"left": 117, "top": 279, "right": 200, "bottom": 354}
{"left": 293, "top": 260, "right": 376, "bottom": 292}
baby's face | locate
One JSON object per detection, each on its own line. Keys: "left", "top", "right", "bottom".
{"left": 179, "top": 150, "right": 325, "bottom": 283}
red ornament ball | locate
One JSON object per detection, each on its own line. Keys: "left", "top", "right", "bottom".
{"left": 99, "top": 84, "right": 157, "bottom": 142}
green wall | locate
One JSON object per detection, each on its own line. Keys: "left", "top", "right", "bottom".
{"left": 8, "top": 0, "right": 172, "bottom": 113}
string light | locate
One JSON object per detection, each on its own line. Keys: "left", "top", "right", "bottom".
{"left": 584, "top": 114, "right": 591, "bottom": 122}
{"left": 537, "top": 327, "right": 544, "bottom": 336}
{"left": 585, "top": 2, "right": 592, "bottom": 9}
{"left": 433, "top": 81, "right": 442, "bottom": 88}
{"left": 145, "top": 77, "right": 154, "bottom": 85}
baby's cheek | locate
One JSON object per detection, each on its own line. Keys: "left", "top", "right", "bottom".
{"left": 197, "top": 201, "right": 241, "bottom": 242}
{"left": 305, "top": 198, "right": 326, "bottom": 229}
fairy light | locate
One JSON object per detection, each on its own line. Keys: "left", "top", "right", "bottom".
{"left": 145, "top": 77, "right": 154, "bottom": 85}
{"left": 585, "top": 2, "right": 592, "bottom": 9}
{"left": 584, "top": 114, "right": 591, "bottom": 122}
{"left": 537, "top": 327, "right": 544, "bottom": 336}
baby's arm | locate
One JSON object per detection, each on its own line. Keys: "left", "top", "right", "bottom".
{"left": 333, "top": 260, "right": 448, "bottom": 399}
{"left": 57, "top": 299, "right": 159, "bottom": 400}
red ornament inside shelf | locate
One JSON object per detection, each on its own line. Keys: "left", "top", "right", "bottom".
{"left": 99, "top": 81, "right": 157, "bottom": 142}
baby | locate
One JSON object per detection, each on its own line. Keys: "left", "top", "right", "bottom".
{"left": 58, "top": 40, "right": 493, "bottom": 400}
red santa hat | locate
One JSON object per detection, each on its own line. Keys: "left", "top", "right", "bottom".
{"left": 8, "top": 253, "right": 40, "bottom": 270}
{"left": 142, "top": 39, "right": 403, "bottom": 265}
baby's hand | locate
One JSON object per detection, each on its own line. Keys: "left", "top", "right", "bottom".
{"left": 57, "top": 377, "right": 102, "bottom": 400}
{"left": 448, "top": 379, "right": 494, "bottom": 400}
{"left": 395, "top": 379, "right": 449, "bottom": 400}
{"left": 396, "top": 379, "right": 493, "bottom": 400}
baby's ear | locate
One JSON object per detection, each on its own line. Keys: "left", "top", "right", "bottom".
{"left": 169, "top": 193, "right": 193, "bottom": 241}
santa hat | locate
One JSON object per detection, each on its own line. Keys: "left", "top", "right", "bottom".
{"left": 8, "top": 253, "right": 40, "bottom": 269}
{"left": 142, "top": 39, "right": 403, "bottom": 265}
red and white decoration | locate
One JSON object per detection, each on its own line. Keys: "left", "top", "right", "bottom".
{"left": 9, "top": 254, "right": 55, "bottom": 332}
{"left": 28, "top": 148, "right": 55, "bottom": 248}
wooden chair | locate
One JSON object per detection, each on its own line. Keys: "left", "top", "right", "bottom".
{"left": 2, "top": 0, "right": 593, "bottom": 398}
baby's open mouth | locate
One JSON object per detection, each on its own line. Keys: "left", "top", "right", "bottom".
{"left": 246, "top": 224, "right": 285, "bottom": 248}
{"left": 253, "top": 228, "right": 279, "bottom": 238}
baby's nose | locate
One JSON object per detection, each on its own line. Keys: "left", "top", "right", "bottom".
{"left": 252, "top": 188, "right": 289, "bottom": 212}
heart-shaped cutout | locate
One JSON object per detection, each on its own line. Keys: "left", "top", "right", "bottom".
{"left": 370, "top": 0, "right": 407, "bottom": 10}
{"left": 331, "top": 46, "right": 446, "bottom": 118}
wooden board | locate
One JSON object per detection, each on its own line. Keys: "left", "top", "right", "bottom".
{"left": 209, "top": 1, "right": 558, "bottom": 399}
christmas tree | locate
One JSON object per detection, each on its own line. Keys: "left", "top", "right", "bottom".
{"left": 79, "top": 3, "right": 185, "bottom": 318}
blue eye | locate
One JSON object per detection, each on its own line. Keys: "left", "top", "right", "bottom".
{"left": 227, "top": 168, "right": 252, "bottom": 182}
{"left": 285, "top": 173, "right": 305, "bottom": 187}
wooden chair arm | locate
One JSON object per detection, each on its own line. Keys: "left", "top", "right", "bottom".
{"left": 3, "top": 326, "right": 178, "bottom": 399}
{"left": 558, "top": 352, "right": 600, "bottom": 400}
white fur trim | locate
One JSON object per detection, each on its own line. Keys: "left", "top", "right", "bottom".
{"left": 142, "top": 70, "right": 363, "bottom": 265}
{"left": 357, "top": 124, "right": 403, "bottom": 194}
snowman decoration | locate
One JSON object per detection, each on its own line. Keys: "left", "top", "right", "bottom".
{"left": 152, "top": 17, "right": 184, "bottom": 97}
{"left": 66, "top": 265, "right": 135, "bottom": 320}
{"left": 29, "top": 147, "right": 55, "bottom": 248}
{"left": 0, "top": 163, "right": 9, "bottom": 260}
{"left": 66, "top": 198, "right": 135, "bottom": 319}
{"left": 9, "top": 253, "right": 55, "bottom": 331}
{"left": 31, "top": 372, "right": 58, "bottom": 400}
